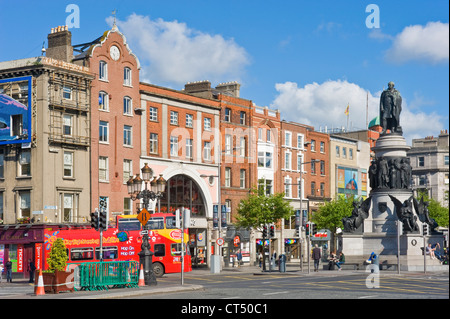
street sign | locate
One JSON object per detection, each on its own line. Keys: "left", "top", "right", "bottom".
{"left": 137, "top": 208, "right": 150, "bottom": 226}
{"left": 216, "top": 238, "right": 224, "bottom": 246}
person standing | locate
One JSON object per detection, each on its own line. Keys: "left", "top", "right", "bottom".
{"left": 5, "top": 258, "right": 13, "bottom": 283}
{"left": 28, "top": 259, "right": 36, "bottom": 283}
{"left": 312, "top": 245, "right": 321, "bottom": 272}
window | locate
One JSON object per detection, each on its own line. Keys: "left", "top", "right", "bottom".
{"left": 123, "top": 125, "right": 132, "bottom": 146}
{"left": 96, "top": 246, "right": 118, "bottom": 260}
{"left": 267, "top": 129, "right": 271, "bottom": 143}
{"left": 123, "top": 198, "right": 132, "bottom": 215}
{"left": 149, "top": 107, "right": 158, "bottom": 121}
{"left": 154, "top": 244, "right": 165, "bottom": 257}
{"left": 186, "top": 139, "right": 193, "bottom": 159}
{"left": 170, "top": 136, "right": 178, "bottom": 156}
{"left": 99, "top": 156, "right": 109, "bottom": 182}
{"left": 63, "top": 115, "right": 73, "bottom": 136}
{"left": 311, "top": 160, "right": 316, "bottom": 174}
{"left": 297, "top": 154, "right": 303, "bottom": 172}
{"left": 445, "top": 155, "right": 449, "bottom": 166}
{"left": 310, "top": 140, "right": 316, "bottom": 152}
{"left": 320, "top": 160, "right": 325, "bottom": 175}
{"left": 311, "top": 182, "right": 316, "bottom": 196}
{"left": 240, "top": 111, "right": 246, "bottom": 125}
{"left": 186, "top": 114, "right": 193, "bottom": 128}
{"left": 349, "top": 148, "right": 353, "bottom": 160}
{"left": 170, "top": 111, "right": 178, "bottom": 125}
{"left": 123, "top": 96, "right": 132, "bottom": 115}
{"left": 204, "top": 118, "right": 211, "bottom": 131}
{"left": 149, "top": 133, "right": 158, "bottom": 154}
{"left": 225, "top": 135, "right": 232, "bottom": 155}
{"left": 285, "top": 131, "right": 292, "bottom": 147}
{"left": 297, "top": 134, "right": 304, "bottom": 149}
{"left": 99, "top": 121, "right": 109, "bottom": 143}
{"left": 258, "top": 128, "right": 263, "bottom": 141}
{"left": 123, "top": 159, "right": 132, "bottom": 183}
{"left": 99, "top": 61, "right": 108, "bottom": 80}
{"left": 0, "top": 150, "right": 4, "bottom": 178}
{"left": 63, "top": 86, "right": 72, "bottom": 100}
{"left": 19, "top": 150, "right": 31, "bottom": 176}
{"left": 320, "top": 183, "right": 325, "bottom": 197}
{"left": 298, "top": 178, "right": 303, "bottom": 198}
{"left": 19, "top": 191, "right": 31, "bottom": 218}
{"left": 258, "top": 179, "right": 273, "bottom": 195}
{"left": 239, "top": 137, "right": 246, "bottom": 157}
{"left": 320, "top": 142, "right": 325, "bottom": 153}
{"left": 285, "top": 151, "right": 291, "bottom": 170}
{"left": 203, "top": 141, "right": 211, "bottom": 161}
{"left": 258, "top": 152, "right": 273, "bottom": 168}
{"left": 224, "top": 108, "right": 231, "bottom": 122}
{"left": 11, "top": 114, "right": 23, "bottom": 137}
{"left": 285, "top": 177, "right": 292, "bottom": 198}
{"left": 63, "top": 193, "right": 74, "bottom": 222}
{"left": 418, "top": 157, "right": 425, "bottom": 167}
{"left": 240, "top": 169, "right": 246, "bottom": 188}
{"left": 71, "top": 248, "right": 94, "bottom": 261}
{"left": 419, "top": 175, "right": 426, "bottom": 186}
{"left": 123, "top": 67, "right": 132, "bottom": 86}
{"left": 336, "top": 146, "right": 340, "bottom": 157}
{"left": 225, "top": 167, "right": 231, "bottom": 187}
{"left": 342, "top": 147, "right": 347, "bottom": 158}
{"left": 63, "top": 151, "right": 73, "bottom": 178}
{"left": 99, "top": 91, "right": 109, "bottom": 111}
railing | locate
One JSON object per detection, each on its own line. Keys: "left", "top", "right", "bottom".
{"left": 69, "top": 261, "right": 139, "bottom": 291}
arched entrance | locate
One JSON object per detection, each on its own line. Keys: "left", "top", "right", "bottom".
{"left": 159, "top": 174, "right": 208, "bottom": 267}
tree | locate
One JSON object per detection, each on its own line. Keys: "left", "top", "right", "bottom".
{"left": 47, "top": 238, "right": 68, "bottom": 272}
{"left": 235, "top": 185, "right": 294, "bottom": 270}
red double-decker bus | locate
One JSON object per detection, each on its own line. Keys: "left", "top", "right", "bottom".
{"left": 43, "top": 213, "right": 191, "bottom": 277}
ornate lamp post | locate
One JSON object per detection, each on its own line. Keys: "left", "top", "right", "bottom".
{"left": 127, "top": 163, "right": 166, "bottom": 286}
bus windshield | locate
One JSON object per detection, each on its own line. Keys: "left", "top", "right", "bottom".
{"left": 147, "top": 217, "right": 164, "bottom": 230}
{"left": 118, "top": 218, "right": 141, "bottom": 231}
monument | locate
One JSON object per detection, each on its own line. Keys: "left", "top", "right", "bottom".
{"left": 340, "top": 82, "right": 444, "bottom": 271}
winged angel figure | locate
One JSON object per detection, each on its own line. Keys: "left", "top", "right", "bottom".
{"left": 342, "top": 196, "right": 372, "bottom": 233}
{"left": 412, "top": 196, "right": 438, "bottom": 231}
{"left": 389, "top": 195, "right": 419, "bottom": 233}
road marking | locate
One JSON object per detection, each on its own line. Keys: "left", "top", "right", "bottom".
{"left": 221, "top": 296, "right": 241, "bottom": 299}
{"left": 358, "top": 295, "right": 378, "bottom": 299}
{"left": 263, "top": 291, "right": 289, "bottom": 296}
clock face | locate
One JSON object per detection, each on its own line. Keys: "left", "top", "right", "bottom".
{"left": 110, "top": 45, "right": 120, "bottom": 61}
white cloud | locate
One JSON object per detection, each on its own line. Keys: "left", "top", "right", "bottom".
{"left": 111, "top": 14, "right": 250, "bottom": 86}
{"left": 386, "top": 21, "right": 449, "bottom": 64}
{"left": 271, "top": 80, "right": 445, "bottom": 145}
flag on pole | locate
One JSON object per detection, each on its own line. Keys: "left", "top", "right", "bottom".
{"left": 344, "top": 104, "right": 349, "bottom": 116}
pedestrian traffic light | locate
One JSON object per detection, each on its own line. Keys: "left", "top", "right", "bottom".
{"left": 269, "top": 225, "right": 275, "bottom": 238}
{"left": 422, "top": 224, "right": 429, "bottom": 236}
{"left": 90, "top": 211, "right": 99, "bottom": 231}
{"left": 312, "top": 223, "right": 317, "bottom": 236}
{"left": 99, "top": 209, "right": 108, "bottom": 231}
{"left": 262, "top": 225, "right": 267, "bottom": 238}
{"left": 305, "top": 223, "right": 310, "bottom": 236}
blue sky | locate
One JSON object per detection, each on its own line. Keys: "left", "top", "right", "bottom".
{"left": 0, "top": 0, "right": 448, "bottom": 144}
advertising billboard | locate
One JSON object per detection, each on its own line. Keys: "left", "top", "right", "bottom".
{"left": 0, "top": 76, "right": 32, "bottom": 145}
{"left": 337, "top": 166, "right": 368, "bottom": 199}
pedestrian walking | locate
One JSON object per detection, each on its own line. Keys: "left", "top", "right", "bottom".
{"left": 312, "top": 244, "right": 321, "bottom": 272}
{"left": 237, "top": 250, "right": 243, "bottom": 267}
{"left": 28, "top": 259, "right": 36, "bottom": 283}
{"left": 5, "top": 258, "right": 13, "bottom": 283}
{"left": 0, "top": 262, "right": 3, "bottom": 283}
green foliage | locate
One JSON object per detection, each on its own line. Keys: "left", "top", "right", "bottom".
{"left": 418, "top": 194, "right": 449, "bottom": 228}
{"left": 311, "top": 196, "right": 355, "bottom": 233}
{"left": 235, "top": 185, "right": 295, "bottom": 231}
{"left": 47, "top": 238, "right": 68, "bottom": 272}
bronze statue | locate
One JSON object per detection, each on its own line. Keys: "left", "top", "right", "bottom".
{"left": 380, "top": 81, "right": 402, "bottom": 134}
{"left": 389, "top": 195, "right": 418, "bottom": 233}
{"left": 342, "top": 196, "right": 372, "bottom": 233}
{"left": 413, "top": 196, "right": 439, "bottom": 231}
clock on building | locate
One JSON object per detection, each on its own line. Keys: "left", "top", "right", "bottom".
{"left": 109, "top": 45, "right": 120, "bottom": 61}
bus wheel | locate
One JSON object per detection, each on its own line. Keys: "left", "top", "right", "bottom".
{"left": 153, "top": 262, "right": 164, "bottom": 277}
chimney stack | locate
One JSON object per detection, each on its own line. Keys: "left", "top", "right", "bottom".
{"left": 46, "top": 25, "right": 73, "bottom": 62}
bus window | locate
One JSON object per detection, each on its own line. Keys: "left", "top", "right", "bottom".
{"left": 170, "top": 243, "right": 182, "bottom": 256}
{"left": 147, "top": 217, "right": 164, "bottom": 230}
{"left": 154, "top": 244, "right": 165, "bottom": 257}
{"left": 165, "top": 216, "right": 177, "bottom": 229}
{"left": 70, "top": 247, "right": 94, "bottom": 261}
{"left": 95, "top": 246, "right": 118, "bottom": 260}
{"left": 118, "top": 218, "right": 141, "bottom": 231}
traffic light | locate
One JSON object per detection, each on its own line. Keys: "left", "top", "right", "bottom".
{"left": 99, "top": 209, "right": 108, "bottom": 230}
{"left": 423, "top": 224, "right": 429, "bottom": 236}
{"left": 262, "top": 225, "right": 267, "bottom": 238}
{"left": 90, "top": 211, "right": 99, "bottom": 230}
{"left": 295, "top": 227, "right": 300, "bottom": 237}
{"left": 305, "top": 223, "right": 310, "bottom": 236}
{"left": 312, "top": 223, "right": 317, "bottom": 236}
{"left": 269, "top": 225, "right": 275, "bottom": 238}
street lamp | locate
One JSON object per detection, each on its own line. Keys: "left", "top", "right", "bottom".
{"left": 127, "top": 163, "right": 166, "bottom": 286}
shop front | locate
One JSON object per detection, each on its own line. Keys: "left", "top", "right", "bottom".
{"left": 0, "top": 224, "right": 47, "bottom": 279}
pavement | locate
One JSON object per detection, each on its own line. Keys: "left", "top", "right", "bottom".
{"left": 0, "top": 261, "right": 447, "bottom": 299}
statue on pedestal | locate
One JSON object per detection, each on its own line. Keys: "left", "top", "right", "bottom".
{"left": 380, "top": 81, "right": 402, "bottom": 135}
{"left": 389, "top": 195, "right": 418, "bottom": 233}
{"left": 342, "top": 196, "right": 372, "bottom": 233}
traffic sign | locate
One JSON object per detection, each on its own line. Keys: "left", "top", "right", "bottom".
{"left": 216, "top": 238, "right": 224, "bottom": 246}
{"left": 137, "top": 208, "right": 150, "bottom": 226}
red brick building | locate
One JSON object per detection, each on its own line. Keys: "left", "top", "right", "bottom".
{"left": 73, "top": 24, "right": 142, "bottom": 216}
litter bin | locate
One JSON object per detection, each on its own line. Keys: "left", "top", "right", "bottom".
{"left": 279, "top": 254, "right": 286, "bottom": 273}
